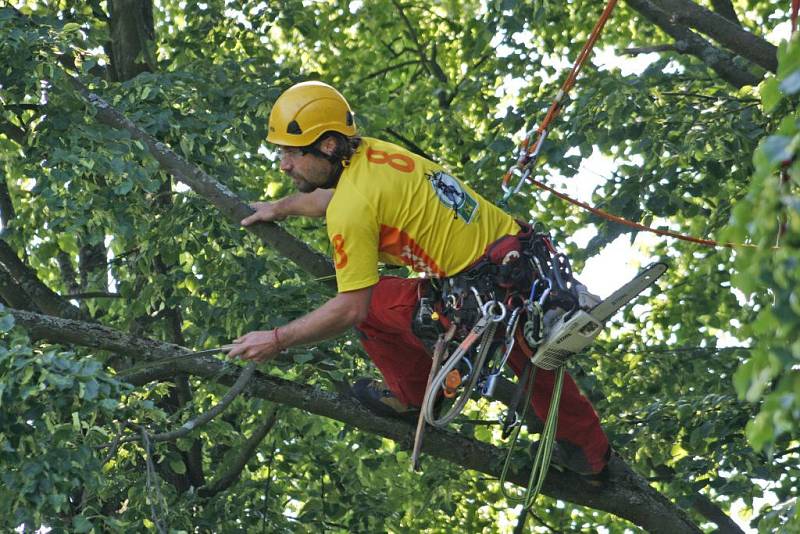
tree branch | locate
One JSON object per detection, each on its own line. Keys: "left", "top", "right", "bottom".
{"left": 625, "top": 0, "right": 762, "bottom": 88}
{"left": 113, "top": 363, "right": 256, "bottom": 446}
{"left": 199, "top": 406, "right": 280, "bottom": 497}
{"left": 651, "top": 0, "right": 776, "bottom": 72}
{"left": 710, "top": 0, "right": 741, "bottom": 26}
{"left": 0, "top": 172, "right": 17, "bottom": 227}
{"left": 383, "top": 127, "right": 435, "bottom": 160}
{"left": 0, "top": 265, "right": 35, "bottom": 309}
{"left": 358, "top": 59, "right": 421, "bottom": 83}
{"left": 652, "top": 464, "right": 744, "bottom": 533}
{"left": 390, "top": 0, "right": 448, "bottom": 83}
{"left": 0, "top": 240, "right": 83, "bottom": 319}
{"left": 9, "top": 307, "right": 703, "bottom": 533}
{"left": 64, "top": 76, "right": 336, "bottom": 287}
{"left": 621, "top": 44, "right": 679, "bottom": 56}
{"left": 0, "top": 120, "right": 26, "bottom": 146}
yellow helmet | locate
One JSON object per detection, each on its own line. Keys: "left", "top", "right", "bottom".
{"left": 267, "top": 81, "right": 356, "bottom": 146}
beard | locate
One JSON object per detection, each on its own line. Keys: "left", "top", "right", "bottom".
{"left": 292, "top": 164, "right": 341, "bottom": 193}
{"left": 294, "top": 176, "right": 317, "bottom": 193}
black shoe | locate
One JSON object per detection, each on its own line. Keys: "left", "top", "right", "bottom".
{"left": 549, "top": 442, "right": 611, "bottom": 489}
{"left": 351, "top": 378, "right": 419, "bottom": 420}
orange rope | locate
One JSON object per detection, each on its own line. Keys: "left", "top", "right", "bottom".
{"left": 499, "top": 0, "right": 761, "bottom": 250}
{"left": 528, "top": 178, "right": 755, "bottom": 249}
{"left": 503, "top": 0, "right": 619, "bottom": 188}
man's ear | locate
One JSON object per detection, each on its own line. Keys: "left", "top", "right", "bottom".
{"left": 319, "top": 135, "right": 338, "bottom": 156}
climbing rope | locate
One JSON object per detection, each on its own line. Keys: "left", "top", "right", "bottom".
{"left": 498, "top": 366, "right": 565, "bottom": 510}
{"left": 501, "top": 0, "right": 619, "bottom": 204}
{"left": 498, "top": 0, "right": 771, "bottom": 250}
{"left": 529, "top": 177, "right": 756, "bottom": 249}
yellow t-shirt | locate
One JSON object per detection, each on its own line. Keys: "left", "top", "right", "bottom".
{"left": 326, "top": 137, "right": 519, "bottom": 292}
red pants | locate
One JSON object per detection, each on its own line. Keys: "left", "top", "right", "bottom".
{"left": 356, "top": 276, "right": 610, "bottom": 474}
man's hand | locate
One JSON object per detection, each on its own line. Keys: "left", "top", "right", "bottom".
{"left": 241, "top": 202, "right": 285, "bottom": 226}
{"left": 227, "top": 329, "right": 283, "bottom": 363}
{"left": 575, "top": 282, "right": 601, "bottom": 310}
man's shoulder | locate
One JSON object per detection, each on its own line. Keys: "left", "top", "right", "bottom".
{"left": 355, "top": 137, "right": 439, "bottom": 168}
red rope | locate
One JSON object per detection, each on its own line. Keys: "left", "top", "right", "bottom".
{"left": 528, "top": 178, "right": 755, "bottom": 249}
{"left": 793, "top": 0, "right": 800, "bottom": 33}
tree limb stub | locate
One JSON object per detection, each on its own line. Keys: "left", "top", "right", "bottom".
{"left": 9, "top": 307, "right": 702, "bottom": 533}
{"left": 64, "top": 75, "right": 336, "bottom": 287}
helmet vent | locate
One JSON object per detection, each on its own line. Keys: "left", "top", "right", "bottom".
{"left": 346, "top": 111, "right": 354, "bottom": 126}
{"left": 287, "top": 120, "right": 303, "bottom": 134}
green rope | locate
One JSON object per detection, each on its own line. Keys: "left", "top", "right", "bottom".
{"left": 499, "top": 365, "right": 565, "bottom": 513}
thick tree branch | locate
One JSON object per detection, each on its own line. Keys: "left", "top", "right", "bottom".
{"left": 651, "top": 0, "right": 776, "bottom": 72}
{"left": 0, "top": 120, "right": 26, "bottom": 145}
{"left": 652, "top": 465, "right": 744, "bottom": 533}
{"left": 199, "top": 406, "right": 280, "bottom": 497}
{"left": 0, "top": 240, "right": 83, "bottom": 319}
{"left": 0, "top": 265, "right": 35, "bottom": 309}
{"left": 625, "top": 0, "right": 762, "bottom": 88}
{"left": 64, "top": 76, "right": 336, "bottom": 287}
{"left": 9, "top": 307, "right": 702, "bottom": 533}
{"left": 710, "top": 0, "right": 741, "bottom": 27}
{"left": 0, "top": 173, "right": 17, "bottom": 228}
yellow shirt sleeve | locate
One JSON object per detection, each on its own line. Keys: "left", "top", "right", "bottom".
{"left": 326, "top": 185, "right": 380, "bottom": 292}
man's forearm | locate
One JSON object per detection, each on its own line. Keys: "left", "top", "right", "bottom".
{"left": 276, "top": 189, "right": 332, "bottom": 218}
{"left": 279, "top": 288, "right": 371, "bottom": 348}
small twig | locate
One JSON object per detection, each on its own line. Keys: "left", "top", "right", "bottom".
{"left": 358, "top": 59, "right": 421, "bottom": 83}
{"left": 383, "top": 127, "right": 435, "bottom": 161}
{"left": 101, "top": 421, "right": 128, "bottom": 465}
{"left": 621, "top": 44, "right": 679, "bottom": 56}
{"left": 660, "top": 91, "right": 758, "bottom": 103}
{"left": 65, "top": 291, "right": 123, "bottom": 299}
{"left": 141, "top": 429, "right": 168, "bottom": 534}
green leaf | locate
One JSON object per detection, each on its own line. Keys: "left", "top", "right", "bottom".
{"left": 73, "top": 515, "right": 93, "bottom": 533}
{"left": 779, "top": 69, "right": 800, "bottom": 96}
{"left": 113, "top": 178, "right": 134, "bottom": 195}
{"left": 0, "top": 313, "right": 15, "bottom": 333}
{"left": 169, "top": 458, "right": 187, "bottom": 474}
{"left": 293, "top": 353, "right": 314, "bottom": 364}
{"left": 760, "top": 78, "right": 782, "bottom": 113}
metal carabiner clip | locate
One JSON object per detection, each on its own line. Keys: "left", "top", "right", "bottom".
{"left": 481, "top": 300, "right": 507, "bottom": 323}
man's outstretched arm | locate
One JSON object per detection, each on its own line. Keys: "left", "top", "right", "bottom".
{"left": 228, "top": 285, "right": 373, "bottom": 363}
{"left": 241, "top": 188, "right": 334, "bottom": 225}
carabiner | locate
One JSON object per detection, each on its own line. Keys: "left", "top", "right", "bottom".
{"left": 481, "top": 300, "right": 507, "bottom": 322}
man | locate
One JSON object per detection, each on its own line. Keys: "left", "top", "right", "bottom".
{"left": 228, "top": 81, "right": 610, "bottom": 477}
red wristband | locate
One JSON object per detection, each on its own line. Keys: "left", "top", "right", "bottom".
{"left": 273, "top": 327, "right": 284, "bottom": 351}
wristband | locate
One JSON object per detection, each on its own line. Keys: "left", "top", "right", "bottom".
{"left": 273, "top": 327, "right": 284, "bottom": 351}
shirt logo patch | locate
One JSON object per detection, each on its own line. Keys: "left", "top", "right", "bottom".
{"left": 332, "top": 234, "right": 348, "bottom": 269}
{"left": 428, "top": 171, "right": 478, "bottom": 223}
